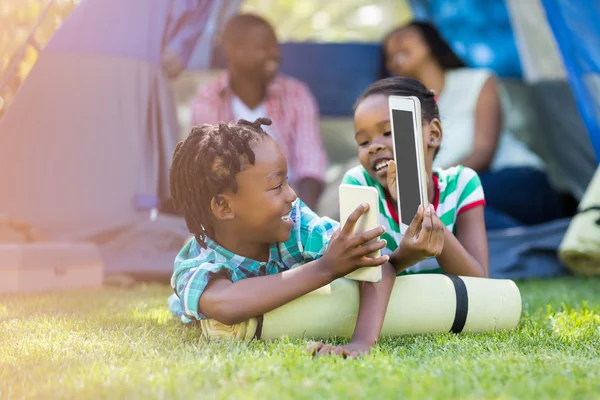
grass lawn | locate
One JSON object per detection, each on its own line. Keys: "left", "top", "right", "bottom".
{"left": 1, "top": 277, "right": 599, "bottom": 399}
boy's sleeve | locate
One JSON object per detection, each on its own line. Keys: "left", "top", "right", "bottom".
{"left": 173, "top": 260, "right": 233, "bottom": 321}
{"left": 456, "top": 167, "right": 487, "bottom": 215}
{"left": 295, "top": 200, "right": 340, "bottom": 262}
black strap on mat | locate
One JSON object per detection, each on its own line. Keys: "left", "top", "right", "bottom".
{"left": 253, "top": 315, "right": 264, "bottom": 340}
{"left": 447, "top": 274, "right": 469, "bottom": 334}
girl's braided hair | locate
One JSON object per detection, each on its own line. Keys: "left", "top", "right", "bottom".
{"left": 355, "top": 76, "right": 439, "bottom": 122}
{"left": 355, "top": 76, "right": 441, "bottom": 158}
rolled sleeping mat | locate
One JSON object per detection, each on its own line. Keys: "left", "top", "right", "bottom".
{"left": 199, "top": 274, "right": 522, "bottom": 341}
{"left": 559, "top": 165, "right": 600, "bottom": 276}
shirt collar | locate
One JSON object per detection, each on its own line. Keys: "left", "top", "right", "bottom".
{"left": 216, "top": 72, "right": 285, "bottom": 101}
{"left": 202, "top": 235, "right": 282, "bottom": 267}
{"left": 361, "top": 166, "right": 441, "bottom": 212}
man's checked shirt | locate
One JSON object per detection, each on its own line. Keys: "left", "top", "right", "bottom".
{"left": 190, "top": 73, "right": 328, "bottom": 186}
{"left": 169, "top": 199, "right": 339, "bottom": 322}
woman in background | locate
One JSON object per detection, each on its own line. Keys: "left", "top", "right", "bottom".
{"left": 381, "top": 21, "right": 573, "bottom": 229}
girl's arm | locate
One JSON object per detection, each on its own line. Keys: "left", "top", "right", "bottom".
{"left": 435, "top": 205, "right": 489, "bottom": 277}
{"left": 309, "top": 262, "right": 397, "bottom": 357}
{"left": 454, "top": 76, "right": 503, "bottom": 172}
{"left": 345, "top": 262, "right": 396, "bottom": 354}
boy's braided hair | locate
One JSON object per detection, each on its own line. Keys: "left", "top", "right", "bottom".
{"left": 170, "top": 118, "right": 271, "bottom": 248}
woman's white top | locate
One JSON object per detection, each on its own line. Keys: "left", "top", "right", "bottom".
{"left": 434, "top": 68, "right": 544, "bottom": 171}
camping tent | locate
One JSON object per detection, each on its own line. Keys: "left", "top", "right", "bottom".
{"left": 0, "top": 0, "right": 598, "bottom": 280}
{"left": 408, "top": 0, "right": 600, "bottom": 197}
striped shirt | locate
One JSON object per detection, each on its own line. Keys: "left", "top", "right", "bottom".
{"left": 191, "top": 73, "right": 328, "bottom": 185}
{"left": 342, "top": 165, "right": 486, "bottom": 274}
{"left": 169, "top": 198, "right": 339, "bottom": 322}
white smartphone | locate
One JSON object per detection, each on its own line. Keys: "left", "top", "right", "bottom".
{"left": 388, "top": 95, "right": 429, "bottom": 234}
{"left": 338, "top": 184, "right": 383, "bottom": 283}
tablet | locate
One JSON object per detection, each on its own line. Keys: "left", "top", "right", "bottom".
{"left": 338, "top": 184, "right": 383, "bottom": 283}
{"left": 388, "top": 95, "right": 429, "bottom": 234}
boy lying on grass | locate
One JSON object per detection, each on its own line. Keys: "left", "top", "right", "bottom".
{"left": 168, "top": 117, "right": 443, "bottom": 357}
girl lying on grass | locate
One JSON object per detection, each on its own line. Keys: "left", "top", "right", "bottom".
{"left": 342, "top": 76, "right": 490, "bottom": 277}
{"left": 167, "top": 117, "right": 444, "bottom": 358}
{"left": 309, "top": 77, "right": 490, "bottom": 356}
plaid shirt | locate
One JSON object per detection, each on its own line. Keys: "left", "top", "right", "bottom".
{"left": 190, "top": 73, "right": 328, "bottom": 184}
{"left": 169, "top": 199, "right": 339, "bottom": 322}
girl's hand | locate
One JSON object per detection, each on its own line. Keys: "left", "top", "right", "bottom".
{"left": 386, "top": 160, "right": 398, "bottom": 202}
{"left": 391, "top": 204, "right": 445, "bottom": 273}
{"left": 306, "top": 341, "right": 373, "bottom": 358}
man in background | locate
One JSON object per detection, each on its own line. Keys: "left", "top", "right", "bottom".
{"left": 191, "top": 13, "right": 327, "bottom": 210}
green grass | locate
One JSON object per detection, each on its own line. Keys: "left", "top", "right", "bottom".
{"left": 1, "top": 277, "right": 600, "bottom": 400}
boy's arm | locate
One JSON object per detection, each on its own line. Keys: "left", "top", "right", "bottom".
{"left": 199, "top": 206, "right": 389, "bottom": 326}
{"left": 436, "top": 206, "right": 489, "bottom": 277}
{"left": 199, "top": 258, "right": 333, "bottom": 325}
{"left": 201, "top": 253, "right": 389, "bottom": 326}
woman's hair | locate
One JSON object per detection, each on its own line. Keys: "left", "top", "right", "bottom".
{"left": 355, "top": 76, "right": 439, "bottom": 123}
{"left": 170, "top": 118, "right": 271, "bottom": 248}
{"left": 380, "top": 20, "right": 466, "bottom": 79}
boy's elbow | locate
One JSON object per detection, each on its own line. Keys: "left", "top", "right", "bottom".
{"left": 212, "top": 311, "right": 244, "bottom": 326}
{"left": 201, "top": 295, "right": 245, "bottom": 326}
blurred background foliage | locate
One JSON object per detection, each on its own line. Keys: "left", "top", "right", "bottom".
{"left": 242, "top": 0, "right": 412, "bottom": 42}
{"left": 0, "top": 0, "right": 80, "bottom": 116}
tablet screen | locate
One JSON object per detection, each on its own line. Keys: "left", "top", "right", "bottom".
{"left": 391, "top": 108, "right": 422, "bottom": 226}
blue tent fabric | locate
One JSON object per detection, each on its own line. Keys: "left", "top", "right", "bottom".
{"left": 485, "top": 218, "right": 571, "bottom": 279}
{"left": 278, "top": 43, "right": 381, "bottom": 116}
{"left": 541, "top": 0, "right": 600, "bottom": 162}
{"left": 408, "top": 0, "right": 522, "bottom": 77}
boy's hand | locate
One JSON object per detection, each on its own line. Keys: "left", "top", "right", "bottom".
{"left": 391, "top": 204, "right": 444, "bottom": 273}
{"left": 322, "top": 204, "right": 389, "bottom": 279}
{"left": 307, "top": 341, "right": 373, "bottom": 358}
{"left": 386, "top": 160, "right": 398, "bottom": 202}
